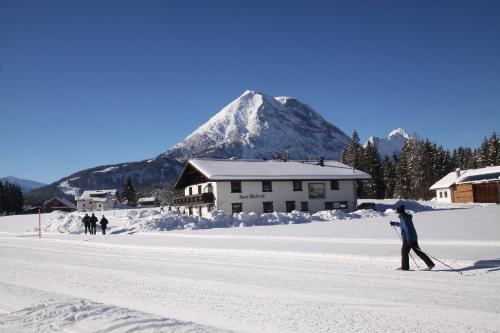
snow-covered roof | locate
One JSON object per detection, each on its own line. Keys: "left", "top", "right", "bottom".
{"left": 176, "top": 158, "right": 370, "bottom": 188}
{"left": 430, "top": 166, "right": 500, "bottom": 190}
{"left": 42, "top": 197, "right": 76, "bottom": 209}
{"left": 457, "top": 166, "right": 500, "bottom": 184}
{"left": 138, "top": 197, "right": 156, "bottom": 203}
{"left": 430, "top": 170, "right": 466, "bottom": 190}
{"left": 77, "top": 189, "right": 117, "bottom": 201}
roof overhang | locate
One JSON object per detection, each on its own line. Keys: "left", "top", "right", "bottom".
{"left": 174, "top": 162, "right": 210, "bottom": 189}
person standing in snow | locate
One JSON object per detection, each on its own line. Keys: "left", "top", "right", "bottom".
{"left": 390, "top": 205, "right": 435, "bottom": 271}
{"left": 99, "top": 215, "right": 109, "bottom": 235}
{"left": 82, "top": 213, "right": 91, "bottom": 235}
{"left": 89, "top": 213, "right": 98, "bottom": 235}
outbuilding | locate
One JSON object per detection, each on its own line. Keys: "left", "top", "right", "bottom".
{"left": 137, "top": 197, "right": 158, "bottom": 207}
{"left": 173, "top": 158, "right": 370, "bottom": 216}
{"left": 42, "top": 197, "right": 76, "bottom": 213}
{"left": 430, "top": 166, "right": 500, "bottom": 203}
{"left": 76, "top": 189, "right": 118, "bottom": 211}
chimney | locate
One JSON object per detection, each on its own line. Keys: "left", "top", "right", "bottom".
{"left": 318, "top": 157, "right": 324, "bottom": 166}
{"left": 456, "top": 168, "right": 461, "bottom": 178}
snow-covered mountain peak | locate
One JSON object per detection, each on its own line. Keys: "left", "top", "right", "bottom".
{"left": 165, "top": 90, "right": 350, "bottom": 160}
{"left": 388, "top": 128, "right": 410, "bottom": 140}
{"left": 365, "top": 128, "right": 413, "bottom": 157}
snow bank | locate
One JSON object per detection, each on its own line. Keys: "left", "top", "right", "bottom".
{"left": 42, "top": 200, "right": 456, "bottom": 234}
{"left": 43, "top": 213, "right": 85, "bottom": 234}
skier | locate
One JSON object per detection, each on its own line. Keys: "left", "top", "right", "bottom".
{"left": 99, "top": 215, "right": 109, "bottom": 235}
{"left": 89, "top": 213, "right": 98, "bottom": 235}
{"left": 82, "top": 213, "right": 91, "bottom": 235}
{"left": 390, "top": 205, "right": 435, "bottom": 271}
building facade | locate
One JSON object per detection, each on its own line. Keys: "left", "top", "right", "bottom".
{"left": 174, "top": 159, "right": 370, "bottom": 216}
{"left": 76, "top": 189, "right": 118, "bottom": 211}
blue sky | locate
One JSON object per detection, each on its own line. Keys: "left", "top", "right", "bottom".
{"left": 1, "top": 0, "right": 499, "bottom": 183}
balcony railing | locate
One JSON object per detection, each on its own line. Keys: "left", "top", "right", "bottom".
{"left": 173, "top": 192, "right": 214, "bottom": 206}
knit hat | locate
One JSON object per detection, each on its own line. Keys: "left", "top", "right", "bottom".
{"left": 396, "top": 205, "right": 405, "bottom": 214}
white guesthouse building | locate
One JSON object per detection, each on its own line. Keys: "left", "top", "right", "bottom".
{"left": 76, "top": 189, "right": 118, "bottom": 211}
{"left": 173, "top": 158, "right": 370, "bottom": 216}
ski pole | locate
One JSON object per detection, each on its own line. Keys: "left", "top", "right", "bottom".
{"left": 427, "top": 254, "right": 463, "bottom": 275}
{"left": 391, "top": 224, "right": 420, "bottom": 270}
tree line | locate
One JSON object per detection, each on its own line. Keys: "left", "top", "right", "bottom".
{"left": 341, "top": 131, "right": 500, "bottom": 200}
{"left": 0, "top": 181, "right": 24, "bottom": 214}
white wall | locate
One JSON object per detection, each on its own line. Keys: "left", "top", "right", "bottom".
{"left": 77, "top": 199, "right": 116, "bottom": 212}
{"left": 435, "top": 188, "right": 453, "bottom": 203}
{"left": 212, "top": 180, "right": 356, "bottom": 215}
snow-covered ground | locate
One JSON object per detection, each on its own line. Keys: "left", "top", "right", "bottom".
{"left": 0, "top": 201, "right": 499, "bottom": 332}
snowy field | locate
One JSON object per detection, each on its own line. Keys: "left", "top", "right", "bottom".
{"left": 0, "top": 200, "right": 499, "bottom": 332}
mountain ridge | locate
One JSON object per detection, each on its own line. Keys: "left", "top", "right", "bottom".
{"left": 28, "top": 90, "right": 358, "bottom": 202}
{"left": 0, "top": 176, "right": 47, "bottom": 193}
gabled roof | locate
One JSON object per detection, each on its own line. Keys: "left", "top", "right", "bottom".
{"left": 77, "top": 189, "right": 117, "bottom": 201}
{"left": 175, "top": 158, "right": 370, "bottom": 189}
{"left": 430, "top": 166, "right": 500, "bottom": 190}
{"left": 42, "top": 197, "right": 76, "bottom": 209}
{"left": 430, "top": 170, "right": 466, "bottom": 190}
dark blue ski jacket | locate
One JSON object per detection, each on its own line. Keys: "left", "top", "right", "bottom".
{"left": 390, "top": 213, "right": 418, "bottom": 241}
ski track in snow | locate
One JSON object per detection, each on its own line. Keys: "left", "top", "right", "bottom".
{"left": 0, "top": 232, "right": 499, "bottom": 333}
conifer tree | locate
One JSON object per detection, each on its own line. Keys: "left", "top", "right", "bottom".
{"left": 341, "top": 131, "right": 366, "bottom": 197}
{"left": 382, "top": 155, "right": 396, "bottom": 198}
{"left": 394, "top": 140, "right": 412, "bottom": 199}
{"left": 476, "top": 136, "right": 491, "bottom": 167}
{"left": 341, "top": 131, "right": 363, "bottom": 169}
{"left": 361, "top": 141, "right": 384, "bottom": 198}
{"left": 122, "top": 176, "right": 136, "bottom": 206}
{"left": 489, "top": 132, "right": 499, "bottom": 165}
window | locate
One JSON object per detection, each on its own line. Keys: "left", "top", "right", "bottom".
{"left": 263, "top": 201, "right": 274, "bottom": 213}
{"left": 188, "top": 207, "right": 193, "bottom": 215}
{"left": 232, "top": 203, "right": 242, "bottom": 214}
{"left": 339, "top": 201, "right": 348, "bottom": 209}
{"left": 262, "top": 181, "right": 272, "bottom": 192}
{"left": 231, "top": 181, "right": 241, "bottom": 193}
{"left": 189, "top": 187, "right": 193, "bottom": 195}
{"left": 325, "top": 202, "right": 334, "bottom": 210}
{"left": 439, "top": 192, "right": 443, "bottom": 198}
{"left": 293, "top": 180, "right": 302, "bottom": 191}
{"left": 198, "top": 185, "right": 202, "bottom": 194}
{"left": 301, "top": 201, "right": 309, "bottom": 212}
{"left": 286, "top": 201, "right": 296, "bottom": 212}
{"left": 308, "top": 183, "right": 325, "bottom": 199}
{"left": 330, "top": 180, "right": 340, "bottom": 190}
{"left": 207, "top": 183, "right": 213, "bottom": 193}
{"left": 444, "top": 191, "right": 448, "bottom": 198}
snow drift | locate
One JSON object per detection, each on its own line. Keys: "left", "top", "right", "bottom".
{"left": 43, "top": 200, "right": 437, "bottom": 234}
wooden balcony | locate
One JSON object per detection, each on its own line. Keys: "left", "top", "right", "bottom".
{"left": 173, "top": 192, "right": 214, "bottom": 206}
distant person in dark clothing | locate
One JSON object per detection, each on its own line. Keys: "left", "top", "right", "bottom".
{"left": 89, "top": 213, "right": 98, "bottom": 235}
{"left": 82, "top": 214, "right": 91, "bottom": 235}
{"left": 390, "top": 205, "right": 435, "bottom": 271}
{"left": 99, "top": 215, "right": 109, "bottom": 235}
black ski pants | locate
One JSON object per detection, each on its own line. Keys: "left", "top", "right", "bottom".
{"left": 91, "top": 223, "right": 97, "bottom": 235}
{"left": 84, "top": 223, "right": 91, "bottom": 235}
{"left": 101, "top": 227, "right": 106, "bottom": 235}
{"left": 402, "top": 240, "right": 434, "bottom": 270}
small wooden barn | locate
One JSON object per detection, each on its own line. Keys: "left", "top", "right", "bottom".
{"left": 430, "top": 166, "right": 500, "bottom": 204}
{"left": 42, "top": 197, "right": 76, "bottom": 213}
